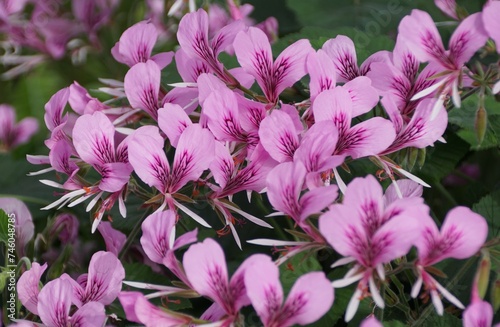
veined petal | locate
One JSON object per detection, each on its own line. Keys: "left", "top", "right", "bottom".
{"left": 44, "top": 87, "right": 69, "bottom": 132}
{"left": 140, "top": 210, "right": 176, "bottom": 264}
{"left": 177, "top": 9, "right": 213, "bottom": 64}
{"left": 273, "top": 38, "right": 313, "bottom": 98}
{"left": 398, "top": 10, "right": 447, "bottom": 64}
{"left": 380, "top": 95, "right": 404, "bottom": 135}
{"left": 338, "top": 117, "right": 396, "bottom": 158}
{"left": 463, "top": 300, "right": 493, "bottom": 327}
{"left": 299, "top": 185, "right": 338, "bottom": 221}
{"left": 175, "top": 47, "right": 211, "bottom": 83}
{"left": 158, "top": 103, "right": 193, "bottom": 148}
{"left": 343, "top": 77, "right": 379, "bottom": 117}
{"left": 70, "top": 302, "right": 106, "bottom": 327}
{"left": 210, "top": 142, "right": 235, "bottom": 190}
{"left": 183, "top": 239, "right": 232, "bottom": 313}
{"left": 82, "top": 251, "right": 125, "bottom": 305}
{"left": 128, "top": 126, "right": 169, "bottom": 193}
{"left": 98, "top": 162, "right": 132, "bottom": 192}
{"left": 169, "top": 124, "right": 215, "bottom": 192}
{"left": 211, "top": 19, "right": 246, "bottom": 55}
{"left": 266, "top": 162, "right": 306, "bottom": 220}
{"left": 111, "top": 20, "right": 158, "bottom": 67}
{"left": 449, "top": 13, "right": 488, "bottom": 66}
{"left": 313, "top": 88, "right": 353, "bottom": 135}
{"left": 18, "top": 262, "right": 47, "bottom": 315}
{"left": 366, "top": 62, "right": 411, "bottom": 109}
{"left": 38, "top": 279, "right": 72, "bottom": 327}
{"left": 322, "top": 35, "right": 360, "bottom": 82}
{"left": 124, "top": 60, "right": 160, "bottom": 119}
{"left": 392, "top": 36, "right": 420, "bottom": 82}
{"left": 280, "top": 272, "right": 334, "bottom": 327}
{"left": 243, "top": 254, "right": 283, "bottom": 326}
{"left": 259, "top": 109, "right": 299, "bottom": 162}
{"left": 49, "top": 139, "right": 78, "bottom": 175}
{"left": 306, "top": 50, "right": 336, "bottom": 101}
{"left": 234, "top": 27, "right": 274, "bottom": 100}
{"left": 435, "top": 0, "right": 458, "bottom": 19}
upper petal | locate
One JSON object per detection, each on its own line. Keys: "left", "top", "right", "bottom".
{"left": 322, "top": 35, "right": 359, "bottom": 82}
{"left": 259, "top": 109, "right": 300, "bottom": 162}
{"left": 306, "top": 50, "right": 337, "bottom": 101}
{"left": 449, "top": 13, "right": 488, "bottom": 66}
{"left": 112, "top": 20, "right": 158, "bottom": 66}
{"left": 124, "top": 60, "right": 161, "bottom": 119}
{"left": 183, "top": 239, "right": 231, "bottom": 313}
{"left": 483, "top": 1, "right": 500, "bottom": 52}
{"left": 342, "top": 77, "right": 379, "bottom": 117}
{"left": 313, "top": 88, "right": 353, "bottom": 135}
{"left": 17, "top": 262, "right": 48, "bottom": 315}
{"left": 38, "top": 279, "right": 72, "bottom": 327}
{"left": 463, "top": 300, "right": 493, "bottom": 327}
{"left": 70, "top": 301, "right": 106, "bottom": 327}
{"left": 83, "top": 251, "right": 125, "bottom": 305}
{"left": 140, "top": 210, "right": 176, "bottom": 264}
{"left": 44, "top": 87, "right": 70, "bottom": 132}
{"left": 158, "top": 103, "right": 193, "bottom": 148}
{"left": 280, "top": 272, "right": 334, "bottom": 326}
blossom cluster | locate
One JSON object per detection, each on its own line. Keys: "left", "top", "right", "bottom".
{"left": 2, "top": 0, "right": 499, "bottom": 326}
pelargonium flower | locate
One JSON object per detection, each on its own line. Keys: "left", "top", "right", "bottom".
{"left": 411, "top": 207, "right": 488, "bottom": 315}
{"left": 0, "top": 104, "right": 38, "bottom": 151}
{"left": 398, "top": 10, "right": 489, "bottom": 117}
{"left": 234, "top": 26, "right": 313, "bottom": 104}
{"left": 0, "top": 197, "right": 34, "bottom": 256}
{"left": 111, "top": 20, "right": 174, "bottom": 69}
{"left": 244, "top": 254, "right": 334, "bottom": 327}
{"left": 319, "top": 175, "right": 427, "bottom": 321}
{"left": 17, "top": 262, "right": 48, "bottom": 315}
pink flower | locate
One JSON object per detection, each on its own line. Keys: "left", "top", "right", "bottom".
{"left": 435, "top": 0, "right": 458, "bottom": 19}
{"left": 17, "top": 262, "right": 48, "bottom": 315}
{"left": 244, "top": 254, "right": 334, "bottom": 327}
{"left": 463, "top": 300, "right": 496, "bottom": 327}
{"left": 483, "top": 1, "right": 500, "bottom": 52}
{"left": 111, "top": 20, "right": 174, "bottom": 69}
{"left": 319, "top": 175, "right": 426, "bottom": 321}
{"left": 0, "top": 197, "right": 34, "bottom": 256}
{"left": 398, "top": 10, "right": 489, "bottom": 116}
{"left": 234, "top": 26, "right": 313, "bottom": 104}
{"left": 0, "top": 104, "right": 38, "bottom": 151}
{"left": 50, "top": 213, "right": 79, "bottom": 244}
{"left": 412, "top": 207, "right": 488, "bottom": 315}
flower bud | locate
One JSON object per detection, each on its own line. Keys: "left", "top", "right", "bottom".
{"left": 474, "top": 249, "right": 491, "bottom": 299}
{"left": 475, "top": 106, "right": 487, "bottom": 145}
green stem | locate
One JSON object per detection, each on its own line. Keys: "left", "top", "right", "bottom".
{"left": 118, "top": 208, "right": 152, "bottom": 260}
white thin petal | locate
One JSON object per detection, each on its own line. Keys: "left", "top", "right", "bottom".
{"left": 247, "top": 239, "right": 308, "bottom": 246}
{"left": 174, "top": 199, "right": 211, "bottom": 228}
{"left": 167, "top": 82, "right": 198, "bottom": 88}
{"left": 275, "top": 246, "right": 310, "bottom": 266}
{"left": 169, "top": 224, "right": 176, "bottom": 250}
{"left": 86, "top": 191, "right": 104, "bottom": 212}
{"left": 493, "top": 81, "right": 500, "bottom": 94}
{"left": 435, "top": 280, "right": 465, "bottom": 309}
{"left": 41, "top": 189, "right": 86, "bottom": 210}
{"left": 27, "top": 167, "right": 55, "bottom": 176}
{"left": 39, "top": 179, "right": 65, "bottom": 189}
{"left": 376, "top": 264, "right": 385, "bottom": 281}
{"left": 390, "top": 178, "right": 403, "bottom": 199}
{"left": 119, "top": 194, "right": 126, "bottom": 218}
{"left": 167, "top": 0, "right": 183, "bottom": 16}
{"left": 188, "top": 0, "right": 195, "bottom": 12}
{"left": 266, "top": 211, "right": 285, "bottom": 217}
{"left": 67, "top": 192, "right": 94, "bottom": 207}
{"left": 220, "top": 202, "right": 272, "bottom": 228}
{"left": 431, "top": 290, "right": 444, "bottom": 315}
{"left": 246, "top": 190, "right": 252, "bottom": 203}
{"left": 115, "top": 127, "right": 135, "bottom": 135}
{"left": 393, "top": 167, "right": 431, "bottom": 188}
{"left": 411, "top": 275, "right": 423, "bottom": 298}
{"left": 411, "top": 78, "right": 447, "bottom": 101}
{"left": 345, "top": 288, "right": 362, "bottom": 322}
{"left": 91, "top": 211, "right": 104, "bottom": 234}
{"left": 438, "top": 137, "right": 446, "bottom": 143}
{"left": 331, "top": 257, "right": 356, "bottom": 268}
{"left": 334, "top": 168, "right": 346, "bottom": 194}
{"left": 430, "top": 94, "right": 446, "bottom": 121}
{"left": 98, "top": 78, "right": 124, "bottom": 87}
{"left": 229, "top": 222, "right": 242, "bottom": 250}
{"left": 123, "top": 281, "right": 185, "bottom": 291}
{"left": 369, "top": 276, "right": 385, "bottom": 309}
{"left": 113, "top": 108, "right": 141, "bottom": 126}
{"left": 332, "top": 273, "right": 364, "bottom": 288}
{"left": 451, "top": 79, "right": 461, "bottom": 108}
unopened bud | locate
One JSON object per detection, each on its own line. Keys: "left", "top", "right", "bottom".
{"left": 492, "top": 277, "right": 500, "bottom": 312}
{"left": 417, "top": 148, "right": 426, "bottom": 168}
{"left": 474, "top": 249, "right": 491, "bottom": 299}
{"left": 407, "top": 147, "right": 418, "bottom": 172}
{"left": 475, "top": 106, "right": 488, "bottom": 145}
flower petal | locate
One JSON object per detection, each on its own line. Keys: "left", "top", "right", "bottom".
{"left": 140, "top": 210, "right": 176, "bottom": 264}
{"left": 259, "top": 109, "right": 300, "bottom": 162}
{"left": 322, "top": 35, "right": 359, "bottom": 82}
{"left": 124, "top": 60, "right": 160, "bottom": 119}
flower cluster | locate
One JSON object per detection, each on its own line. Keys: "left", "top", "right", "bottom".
{"left": 4, "top": 0, "right": 498, "bottom": 326}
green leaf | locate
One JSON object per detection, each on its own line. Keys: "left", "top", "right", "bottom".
{"left": 417, "top": 312, "right": 462, "bottom": 326}
{"left": 279, "top": 252, "right": 322, "bottom": 292}
{"left": 0, "top": 209, "right": 9, "bottom": 244}
{"left": 384, "top": 321, "right": 408, "bottom": 327}
{"left": 472, "top": 191, "right": 500, "bottom": 239}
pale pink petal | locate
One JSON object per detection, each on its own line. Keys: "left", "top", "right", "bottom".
{"left": 38, "top": 279, "right": 72, "bottom": 327}
{"left": 203, "top": 87, "right": 246, "bottom": 142}
{"left": 342, "top": 77, "right": 379, "bottom": 117}
{"left": 158, "top": 103, "right": 193, "bottom": 147}
{"left": 463, "top": 300, "right": 493, "bottom": 327}
{"left": 359, "top": 50, "right": 392, "bottom": 76}
{"left": 98, "top": 162, "right": 133, "bottom": 192}
{"left": 306, "top": 50, "right": 337, "bottom": 101}
{"left": 243, "top": 254, "right": 283, "bottom": 326}
{"left": 73, "top": 112, "right": 116, "bottom": 166}
{"left": 299, "top": 185, "right": 338, "bottom": 221}
{"left": 435, "top": 0, "right": 457, "bottom": 19}
{"left": 436, "top": 206, "right": 488, "bottom": 261}
{"left": 128, "top": 126, "right": 170, "bottom": 193}
{"left": 17, "top": 263, "right": 47, "bottom": 315}
{"left": 0, "top": 198, "right": 34, "bottom": 256}
{"left": 236, "top": 96, "right": 266, "bottom": 133}
{"left": 371, "top": 215, "right": 420, "bottom": 266}
{"left": 366, "top": 62, "right": 411, "bottom": 110}
{"left": 183, "top": 238, "right": 232, "bottom": 313}
{"left": 259, "top": 109, "right": 300, "bottom": 162}
{"left": 339, "top": 117, "right": 396, "bottom": 158}
{"left": 484, "top": 2, "right": 500, "bottom": 52}
{"left": 97, "top": 221, "right": 126, "bottom": 256}
{"left": 124, "top": 60, "right": 160, "bottom": 119}
{"left": 82, "top": 251, "right": 125, "bottom": 305}
{"left": 384, "top": 179, "right": 423, "bottom": 205}
{"left": 44, "top": 87, "right": 70, "bottom": 132}
{"left": 150, "top": 52, "right": 174, "bottom": 69}
{"left": 12, "top": 117, "right": 38, "bottom": 147}
{"left": 361, "top": 316, "right": 383, "bottom": 327}
{"left": 322, "top": 35, "right": 359, "bottom": 82}
{"left": 175, "top": 48, "right": 211, "bottom": 82}
{"left": 280, "top": 272, "right": 334, "bottom": 326}
{"left": 234, "top": 27, "right": 275, "bottom": 102}
{"left": 398, "top": 10, "right": 446, "bottom": 63}
{"left": 392, "top": 36, "right": 420, "bottom": 82}
{"left": 449, "top": 13, "right": 488, "bottom": 66}
{"left": 70, "top": 301, "right": 106, "bottom": 327}
{"left": 210, "top": 142, "right": 235, "bottom": 190}
{"left": 211, "top": 19, "right": 246, "bottom": 55}
{"left": 266, "top": 162, "right": 306, "bottom": 220}
{"left": 169, "top": 124, "right": 215, "bottom": 192}
{"left": 177, "top": 9, "right": 211, "bottom": 60}
{"left": 313, "top": 88, "right": 353, "bottom": 135}
{"left": 197, "top": 73, "right": 228, "bottom": 106}
{"left": 112, "top": 20, "right": 158, "bottom": 66}
{"left": 140, "top": 210, "right": 176, "bottom": 264}
{"left": 380, "top": 95, "right": 404, "bottom": 135}
{"left": 273, "top": 39, "right": 313, "bottom": 97}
